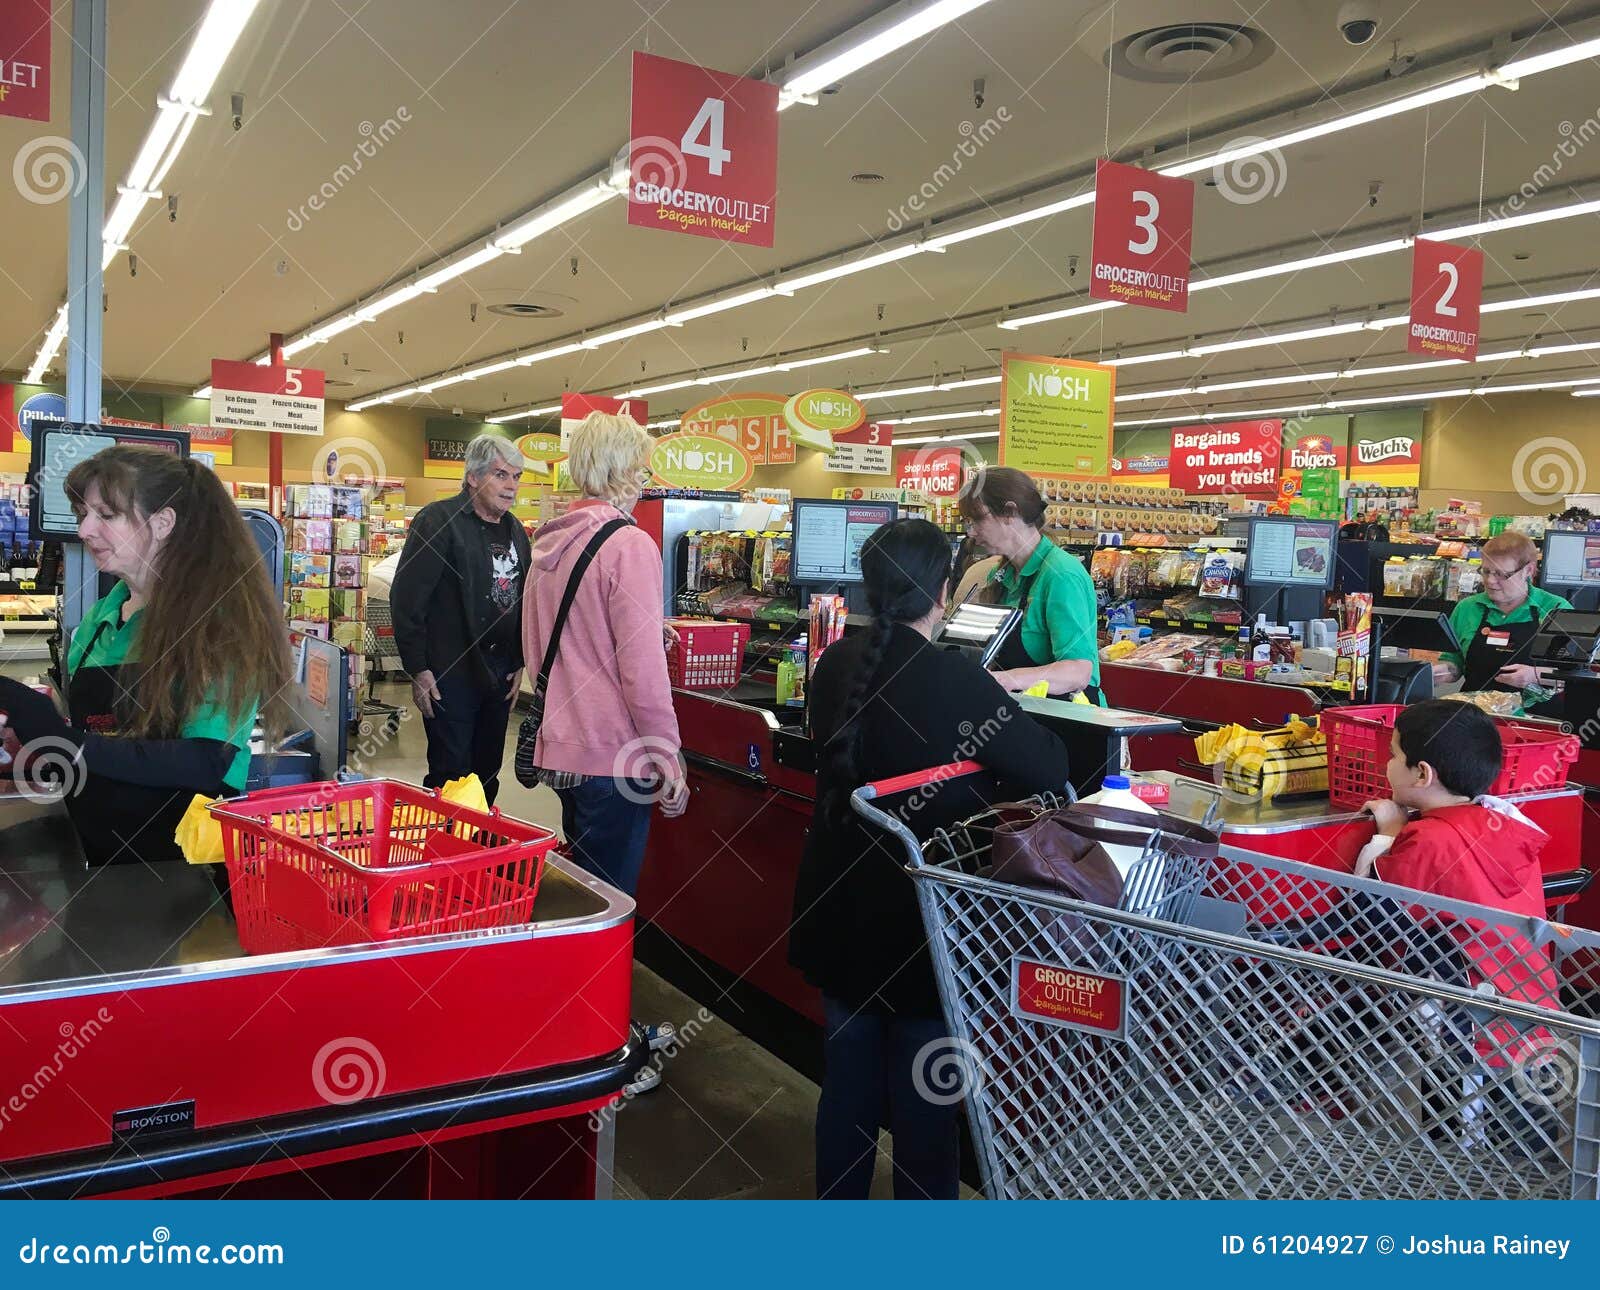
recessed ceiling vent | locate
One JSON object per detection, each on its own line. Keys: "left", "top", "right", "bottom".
{"left": 487, "top": 302, "right": 565, "bottom": 319}
{"left": 1107, "top": 22, "right": 1274, "bottom": 83}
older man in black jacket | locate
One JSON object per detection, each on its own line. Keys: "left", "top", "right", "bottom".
{"left": 391, "top": 434, "right": 531, "bottom": 804}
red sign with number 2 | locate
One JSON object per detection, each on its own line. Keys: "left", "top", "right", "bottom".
{"left": 628, "top": 52, "right": 779, "bottom": 248}
{"left": 1089, "top": 159, "right": 1194, "bottom": 313}
{"left": 1408, "top": 238, "right": 1482, "bottom": 361}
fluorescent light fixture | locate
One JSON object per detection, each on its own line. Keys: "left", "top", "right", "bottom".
{"left": 25, "top": 304, "right": 69, "bottom": 384}
{"left": 1106, "top": 348, "right": 1191, "bottom": 368}
{"left": 897, "top": 429, "right": 1002, "bottom": 444}
{"left": 488, "top": 403, "right": 563, "bottom": 423}
{"left": 412, "top": 246, "right": 504, "bottom": 295}
{"left": 1574, "top": 389, "right": 1600, "bottom": 397}
{"left": 1194, "top": 239, "right": 1413, "bottom": 295}
{"left": 665, "top": 288, "right": 778, "bottom": 325}
{"left": 280, "top": 336, "right": 320, "bottom": 359}
{"left": 582, "top": 319, "right": 670, "bottom": 349}
{"left": 1340, "top": 358, "right": 1463, "bottom": 377}
{"left": 1326, "top": 388, "right": 1472, "bottom": 408}
{"left": 646, "top": 418, "right": 679, "bottom": 429}
{"left": 1500, "top": 34, "right": 1600, "bottom": 79}
{"left": 860, "top": 383, "right": 940, "bottom": 401}
{"left": 194, "top": 384, "right": 212, "bottom": 399}
{"left": 998, "top": 298, "right": 1117, "bottom": 330}
{"left": 1189, "top": 322, "right": 1368, "bottom": 356}
{"left": 878, "top": 407, "right": 998, "bottom": 426}
{"left": 696, "top": 364, "right": 782, "bottom": 384}
{"left": 777, "top": 345, "right": 883, "bottom": 370}
{"left": 1472, "top": 376, "right": 1600, "bottom": 395}
{"left": 779, "top": 0, "right": 996, "bottom": 102}
{"left": 461, "top": 359, "right": 520, "bottom": 380}
{"left": 924, "top": 191, "right": 1096, "bottom": 250}
{"left": 517, "top": 342, "right": 585, "bottom": 365}
{"left": 776, "top": 244, "right": 924, "bottom": 293}
{"left": 492, "top": 182, "right": 617, "bottom": 250}
{"left": 1482, "top": 287, "right": 1600, "bottom": 314}
{"left": 1433, "top": 198, "right": 1600, "bottom": 242}
{"left": 347, "top": 396, "right": 391, "bottom": 412}
{"left": 625, "top": 378, "right": 699, "bottom": 397}
{"left": 939, "top": 375, "right": 1002, "bottom": 391}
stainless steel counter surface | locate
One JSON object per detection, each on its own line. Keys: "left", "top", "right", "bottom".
{"left": 0, "top": 791, "right": 625, "bottom": 999}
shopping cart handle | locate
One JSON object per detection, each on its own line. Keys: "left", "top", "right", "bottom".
{"left": 859, "top": 760, "right": 985, "bottom": 799}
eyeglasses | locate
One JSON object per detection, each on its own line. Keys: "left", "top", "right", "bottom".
{"left": 1481, "top": 562, "right": 1530, "bottom": 582}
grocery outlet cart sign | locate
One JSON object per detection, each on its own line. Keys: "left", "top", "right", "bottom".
{"left": 1089, "top": 159, "right": 1193, "bottom": 313}
{"left": 999, "top": 352, "right": 1114, "bottom": 478}
{"left": 1408, "top": 238, "right": 1482, "bottom": 360}
{"left": 1012, "top": 957, "right": 1128, "bottom": 1038}
{"left": 0, "top": 0, "right": 50, "bottom": 122}
{"left": 628, "top": 52, "right": 779, "bottom": 248}
{"left": 210, "top": 359, "right": 325, "bottom": 435}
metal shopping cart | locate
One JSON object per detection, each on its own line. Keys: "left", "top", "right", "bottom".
{"left": 359, "top": 600, "right": 406, "bottom": 737}
{"left": 852, "top": 762, "right": 1600, "bottom": 1200}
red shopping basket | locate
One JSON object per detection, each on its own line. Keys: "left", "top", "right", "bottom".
{"left": 667, "top": 618, "right": 750, "bottom": 689}
{"left": 1323, "top": 703, "right": 1580, "bottom": 810}
{"left": 209, "top": 779, "right": 556, "bottom": 954}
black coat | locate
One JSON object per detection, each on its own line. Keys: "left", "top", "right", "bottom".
{"left": 789, "top": 623, "right": 1072, "bottom": 1017}
{"left": 390, "top": 492, "right": 531, "bottom": 689}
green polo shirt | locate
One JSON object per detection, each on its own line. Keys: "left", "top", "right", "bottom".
{"left": 989, "top": 538, "right": 1104, "bottom": 701}
{"left": 68, "top": 582, "right": 257, "bottom": 791}
{"left": 1441, "top": 586, "right": 1572, "bottom": 674}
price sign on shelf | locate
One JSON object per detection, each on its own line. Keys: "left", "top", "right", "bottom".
{"left": 1408, "top": 238, "right": 1482, "bottom": 361}
{"left": 627, "top": 51, "right": 779, "bottom": 247}
{"left": 210, "top": 360, "right": 325, "bottom": 436}
{"left": 1089, "top": 159, "right": 1194, "bottom": 313}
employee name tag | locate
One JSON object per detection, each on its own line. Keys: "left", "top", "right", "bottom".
{"left": 1483, "top": 628, "right": 1512, "bottom": 648}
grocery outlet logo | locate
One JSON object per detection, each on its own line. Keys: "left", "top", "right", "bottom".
{"left": 285, "top": 107, "right": 411, "bottom": 232}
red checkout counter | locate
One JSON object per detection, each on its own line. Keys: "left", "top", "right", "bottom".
{"left": 0, "top": 794, "right": 642, "bottom": 1199}
{"left": 637, "top": 673, "right": 1590, "bottom": 1041}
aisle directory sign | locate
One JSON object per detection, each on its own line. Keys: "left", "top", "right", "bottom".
{"left": 0, "top": 0, "right": 50, "bottom": 122}
{"left": 1089, "top": 159, "right": 1193, "bottom": 313}
{"left": 627, "top": 52, "right": 779, "bottom": 248}
{"left": 1408, "top": 238, "right": 1482, "bottom": 361}
{"left": 823, "top": 421, "right": 892, "bottom": 475}
{"left": 998, "top": 352, "right": 1114, "bottom": 479}
{"left": 210, "top": 359, "right": 325, "bottom": 436}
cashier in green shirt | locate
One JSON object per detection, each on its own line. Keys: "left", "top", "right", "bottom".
{"left": 0, "top": 447, "right": 291, "bottom": 867}
{"left": 958, "top": 466, "right": 1104, "bottom": 704}
{"left": 1434, "top": 531, "right": 1571, "bottom": 713}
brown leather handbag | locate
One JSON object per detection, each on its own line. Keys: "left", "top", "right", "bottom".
{"left": 990, "top": 802, "right": 1219, "bottom": 907}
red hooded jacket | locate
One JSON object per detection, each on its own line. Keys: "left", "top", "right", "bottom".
{"left": 1377, "top": 798, "right": 1558, "bottom": 1062}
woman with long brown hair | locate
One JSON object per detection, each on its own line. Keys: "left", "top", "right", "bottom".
{"left": 0, "top": 446, "right": 291, "bottom": 866}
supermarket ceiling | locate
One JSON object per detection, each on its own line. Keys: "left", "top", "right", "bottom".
{"left": 5, "top": 0, "right": 1600, "bottom": 432}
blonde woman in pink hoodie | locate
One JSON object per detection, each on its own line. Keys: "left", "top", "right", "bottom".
{"left": 522, "top": 411, "right": 688, "bottom": 896}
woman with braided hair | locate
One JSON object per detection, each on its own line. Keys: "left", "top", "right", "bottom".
{"left": 789, "top": 518, "right": 1070, "bottom": 1199}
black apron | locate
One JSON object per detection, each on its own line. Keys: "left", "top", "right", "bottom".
{"left": 1460, "top": 603, "right": 1557, "bottom": 716}
{"left": 992, "top": 569, "right": 1105, "bottom": 704}
{"left": 65, "top": 620, "right": 221, "bottom": 867}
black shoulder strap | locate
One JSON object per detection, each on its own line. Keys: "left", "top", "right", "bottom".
{"left": 535, "top": 519, "right": 629, "bottom": 694}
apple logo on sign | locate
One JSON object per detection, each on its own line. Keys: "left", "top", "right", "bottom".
{"left": 684, "top": 449, "right": 704, "bottom": 471}
{"left": 1044, "top": 374, "right": 1062, "bottom": 397}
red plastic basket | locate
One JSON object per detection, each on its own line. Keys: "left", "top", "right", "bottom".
{"left": 208, "top": 779, "right": 557, "bottom": 954}
{"left": 1323, "top": 703, "right": 1580, "bottom": 810}
{"left": 667, "top": 618, "right": 751, "bottom": 689}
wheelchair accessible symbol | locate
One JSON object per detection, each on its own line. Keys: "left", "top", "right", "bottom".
{"left": 747, "top": 743, "right": 761, "bottom": 773}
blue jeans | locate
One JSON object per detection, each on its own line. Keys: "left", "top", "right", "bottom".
{"left": 421, "top": 658, "right": 514, "bottom": 805}
{"left": 816, "top": 995, "right": 961, "bottom": 1200}
{"left": 555, "top": 776, "right": 655, "bottom": 897}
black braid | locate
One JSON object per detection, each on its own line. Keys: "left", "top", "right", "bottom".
{"left": 822, "top": 610, "right": 896, "bottom": 827}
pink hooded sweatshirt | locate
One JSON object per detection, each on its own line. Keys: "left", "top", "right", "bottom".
{"left": 521, "top": 500, "right": 681, "bottom": 778}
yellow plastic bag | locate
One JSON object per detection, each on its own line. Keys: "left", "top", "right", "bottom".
{"left": 441, "top": 774, "right": 489, "bottom": 837}
{"left": 176, "top": 794, "right": 226, "bottom": 865}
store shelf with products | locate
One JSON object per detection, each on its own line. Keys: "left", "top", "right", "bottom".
{"left": 283, "top": 484, "right": 372, "bottom": 704}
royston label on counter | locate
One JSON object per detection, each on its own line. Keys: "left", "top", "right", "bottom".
{"left": 112, "top": 1098, "right": 197, "bottom": 1142}
{"left": 1011, "top": 957, "right": 1128, "bottom": 1039}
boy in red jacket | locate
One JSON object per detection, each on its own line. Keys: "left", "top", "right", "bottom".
{"left": 1356, "top": 698, "right": 1560, "bottom": 1039}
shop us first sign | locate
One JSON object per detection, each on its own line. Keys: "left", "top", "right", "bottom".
{"left": 628, "top": 52, "right": 778, "bottom": 248}
{"left": 0, "top": 0, "right": 50, "bottom": 122}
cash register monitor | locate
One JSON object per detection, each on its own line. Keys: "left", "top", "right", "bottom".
{"left": 931, "top": 602, "right": 1023, "bottom": 668}
{"left": 29, "top": 422, "right": 190, "bottom": 541}
{"left": 791, "top": 499, "right": 897, "bottom": 588}
{"left": 1530, "top": 609, "right": 1600, "bottom": 672}
{"left": 1540, "top": 531, "right": 1600, "bottom": 610}
{"left": 1243, "top": 518, "right": 1337, "bottom": 588}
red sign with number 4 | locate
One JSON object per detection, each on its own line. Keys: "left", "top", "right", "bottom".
{"left": 1089, "top": 159, "right": 1194, "bottom": 313}
{"left": 628, "top": 52, "right": 779, "bottom": 248}
{"left": 1408, "top": 239, "right": 1482, "bottom": 361}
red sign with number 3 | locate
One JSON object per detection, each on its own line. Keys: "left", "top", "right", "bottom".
{"left": 1089, "top": 159, "right": 1194, "bottom": 313}
{"left": 628, "top": 52, "right": 779, "bottom": 248}
{"left": 1408, "top": 238, "right": 1482, "bottom": 361}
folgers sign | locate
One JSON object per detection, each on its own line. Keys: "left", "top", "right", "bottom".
{"left": 1285, "top": 431, "right": 1345, "bottom": 471}
{"left": 1011, "top": 958, "right": 1128, "bottom": 1038}
{"left": 1167, "top": 419, "right": 1282, "bottom": 495}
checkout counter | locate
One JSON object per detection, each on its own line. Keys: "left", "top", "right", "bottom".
{"left": 0, "top": 791, "right": 643, "bottom": 1198}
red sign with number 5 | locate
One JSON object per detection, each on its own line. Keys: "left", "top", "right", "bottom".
{"left": 1408, "top": 238, "right": 1482, "bottom": 361}
{"left": 1089, "top": 159, "right": 1194, "bottom": 313}
{"left": 628, "top": 52, "right": 779, "bottom": 248}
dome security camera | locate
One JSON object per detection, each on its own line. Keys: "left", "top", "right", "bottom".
{"left": 1337, "top": 1, "right": 1381, "bottom": 46}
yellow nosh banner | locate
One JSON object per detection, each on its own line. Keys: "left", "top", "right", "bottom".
{"left": 999, "top": 352, "right": 1115, "bottom": 479}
